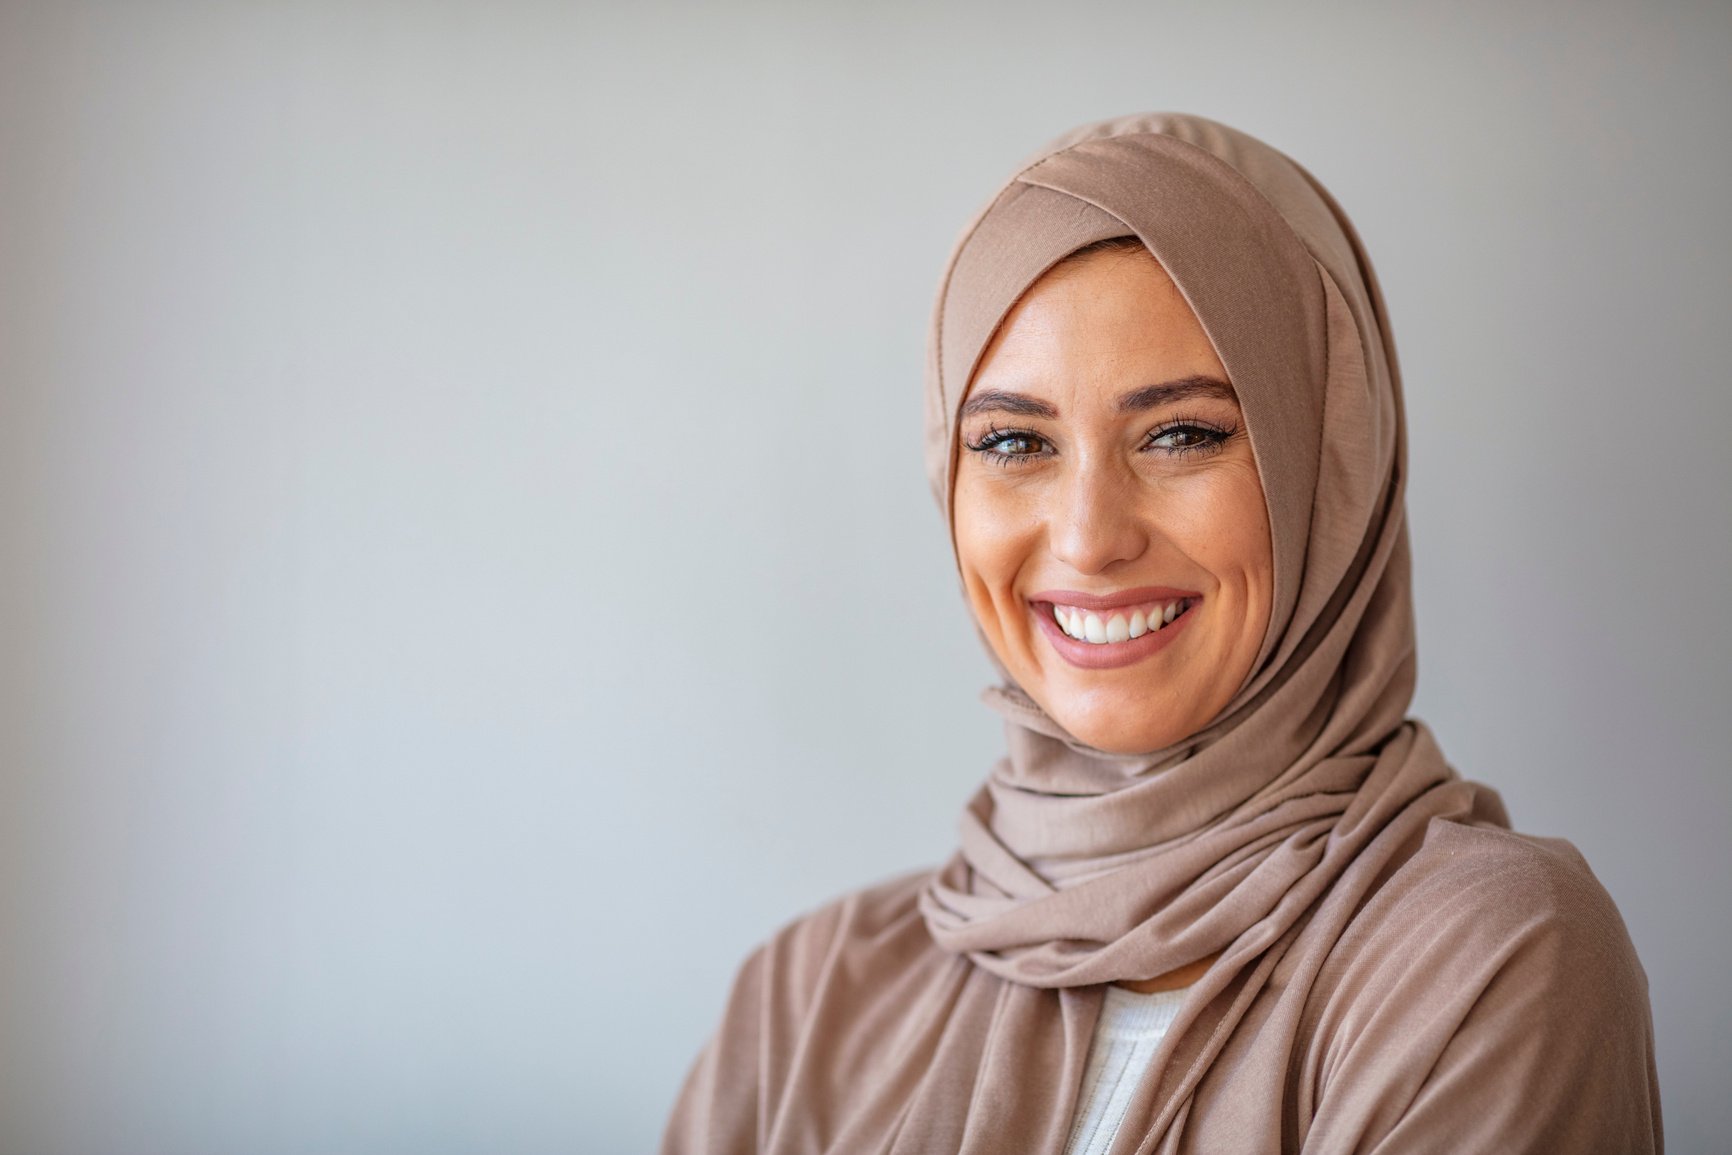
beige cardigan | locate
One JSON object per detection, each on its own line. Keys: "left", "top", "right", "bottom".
{"left": 662, "top": 815, "right": 1659, "bottom": 1153}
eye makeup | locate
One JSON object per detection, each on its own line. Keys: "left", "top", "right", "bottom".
{"left": 962, "top": 414, "right": 1241, "bottom": 468}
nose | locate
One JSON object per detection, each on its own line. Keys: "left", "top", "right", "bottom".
{"left": 1047, "top": 458, "right": 1150, "bottom": 576}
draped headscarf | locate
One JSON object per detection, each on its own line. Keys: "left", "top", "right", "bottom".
{"left": 662, "top": 112, "right": 1660, "bottom": 1155}
{"left": 916, "top": 110, "right": 1457, "bottom": 990}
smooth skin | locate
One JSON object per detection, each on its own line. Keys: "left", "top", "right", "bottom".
{"left": 950, "top": 245, "right": 1275, "bottom": 992}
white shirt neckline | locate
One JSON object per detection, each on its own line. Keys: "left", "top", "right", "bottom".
{"left": 1061, "top": 983, "right": 1193, "bottom": 1155}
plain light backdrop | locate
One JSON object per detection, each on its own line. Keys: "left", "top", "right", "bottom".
{"left": 2, "top": 2, "right": 1727, "bottom": 1152}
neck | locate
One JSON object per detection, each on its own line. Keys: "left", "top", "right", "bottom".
{"left": 1113, "top": 951, "right": 1220, "bottom": 994}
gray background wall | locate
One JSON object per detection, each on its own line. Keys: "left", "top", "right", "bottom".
{"left": 2, "top": 2, "right": 1726, "bottom": 1152}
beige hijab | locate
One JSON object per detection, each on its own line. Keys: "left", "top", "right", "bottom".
{"left": 662, "top": 112, "right": 1660, "bottom": 1154}
{"left": 916, "top": 110, "right": 1453, "bottom": 990}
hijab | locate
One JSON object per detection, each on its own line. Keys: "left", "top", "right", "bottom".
{"left": 916, "top": 111, "right": 1455, "bottom": 990}
{"left": 662, "top": 112, "right": 1660, "bottom": 1154}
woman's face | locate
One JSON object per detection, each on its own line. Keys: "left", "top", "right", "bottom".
{"left": 952, "top": 247, "right": 1274, "bottom": 755}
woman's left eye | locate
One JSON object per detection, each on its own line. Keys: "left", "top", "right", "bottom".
{"left": 1146, "top": 422, "right": 1231, "bottom": 455}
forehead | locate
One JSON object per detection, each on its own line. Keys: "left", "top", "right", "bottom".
{"left": 967, "top": 250, "right": 1231, "bottom": 401}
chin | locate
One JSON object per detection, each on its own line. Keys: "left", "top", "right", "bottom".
{"left": 1045, "top": 692, "right": 1193, "bottom": 756}
{"left": 1068, "top": 720, "right": 1186, "bottom": 756}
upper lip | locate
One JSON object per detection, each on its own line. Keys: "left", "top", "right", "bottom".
{"left": 1029, "top": 586, "right": 1202, "bottom": 610}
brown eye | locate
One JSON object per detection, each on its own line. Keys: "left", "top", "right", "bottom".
{"left": 964, "top": 427, "right": 1053, "bottom": 467}
{"left": 1146, "top": 421, "right": 1231, "bottom": 456}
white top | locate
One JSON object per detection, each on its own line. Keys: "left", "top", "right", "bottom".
{"left": 1061, "top": 983, "right": 1190, "bottom": 1155}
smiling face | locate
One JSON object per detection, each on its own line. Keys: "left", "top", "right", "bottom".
{"left": 951, "top": 244, "right": 1275, "bottom": 755}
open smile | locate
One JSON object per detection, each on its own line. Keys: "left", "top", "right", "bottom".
{"left": 1028, "top": 587, "right": 1200, "bottom": 670}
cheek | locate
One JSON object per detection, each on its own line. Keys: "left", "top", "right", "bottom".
{"left": 1164, "top": 465, "right": 1273, "bottom": 623}
{"left": 1216, "top": 480, "right": 1274, "bottom": 649}
{"left": 952, "top": 480, "right": 1041, "bottom": 619}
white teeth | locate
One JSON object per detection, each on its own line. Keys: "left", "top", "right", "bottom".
{"left": 1049, "top": 598, "right": 1192, "bottom": 645}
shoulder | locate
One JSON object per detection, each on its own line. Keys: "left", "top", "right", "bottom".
{"left": 763, "top": 863, "right": 936, "bottom": 959}
{"left": 1303, "top": 818, "right": 1660, "bottom": 1153}
{"left": 1351, "top": 818, "right": 1645, "bottom": 987}
{"left": 746, "top": 863, "right": 948, "bottom": 1013}
{"left": 1321, "top": 816, "right": 1653, "bottom": 1040}
{"left": 699, "top": 863, "right": 948, "bottom": 1041}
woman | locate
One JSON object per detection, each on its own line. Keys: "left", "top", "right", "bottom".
{"left": 661, "top": 112, "right": 1661, "bottom": 1154}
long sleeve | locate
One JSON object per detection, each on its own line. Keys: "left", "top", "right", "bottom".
{"left": 655, "top": 867, "right": 942, "bottom": 1154}
{"left": 660, "top": 943, "right": 770, "bottom": 1155}
{"left": 1365, "top": 939, "right": 1661, "bottom": 1154}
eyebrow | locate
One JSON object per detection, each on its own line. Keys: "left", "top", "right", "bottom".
{"left": 958, "top": 374, "right": 1236, "bottom": 421}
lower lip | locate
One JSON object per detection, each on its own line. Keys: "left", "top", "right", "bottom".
{"left": 1031, "top": 601, "right": 1198, "bottom": 670}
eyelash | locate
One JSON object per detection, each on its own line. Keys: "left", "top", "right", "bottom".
{"left": 962, "top": 415, "right": 1239, "bottom": 468}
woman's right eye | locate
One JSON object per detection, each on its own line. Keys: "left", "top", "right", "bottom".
{"left": 964, "top": 428, "right": 1051, "bottom": 466}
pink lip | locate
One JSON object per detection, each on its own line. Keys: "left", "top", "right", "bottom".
{"left": 1029, "top": 596, "right": 1199, "bottom": 670}
{"left": 1030, "top": 586, "right": 1202, "bottom": 611}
